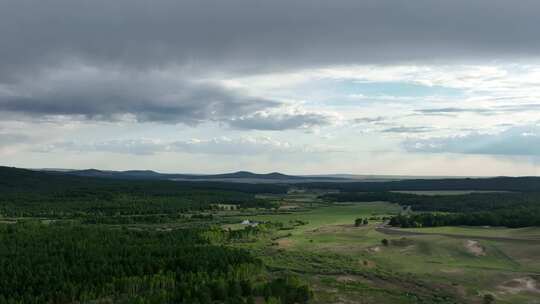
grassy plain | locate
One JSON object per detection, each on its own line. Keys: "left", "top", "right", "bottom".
{"left": 390, "top": 190, "right": 510, "bottom": 196}
{"left": 230, "top": 195, "right": 540, "bottom": 304}
{"left": 402, "top": 226, "right": 540, "bottom": 240}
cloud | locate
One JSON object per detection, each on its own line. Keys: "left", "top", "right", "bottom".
{"left": 2, "top": 1, "right": 540, "bottom": 133}
{"left": 404, "top": 126, "right": 540, "bottom": 156}
{"left": 352, "top": 116, "right": 386, "bottom": 124}
{"left": 0, "top": 63, "right": 337, "bottom": 130}
{"left": 172, "top": 137, "right": 294, "bottom": 155}
{"left": 227, "top": 110, "right": 334, "bottom": 130}
{"left": 0, "top": 133, "right": 29, "bottom": 147}
{"left": 1, "top": 0, "right": 540, "bottom": 79}
{"left": 415, "top": 107, "right": 493, "bottom": 116}
{"left": 38, "top": 137, "right": 342, "bottom": 156}
{"left": 0, "top": 64, "right": 281, "bottom": 125}
{"left": 416, "top": 104, "right": 540, "bottom": 116}
{"left": 2, "top": 0, "right": 540, "bottom": 174}
{"left": 382, "top": 126, "right": 434, "bottom": 134}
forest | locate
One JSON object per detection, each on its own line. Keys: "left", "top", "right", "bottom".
{"left": 388, "top": 210, "right": 540, "bottom": 228}
{"left": 301, "top": 176, "right": 540, "bottom": 192}
{"left": 0, "top": 167, "right": 313, "bottom": 303}
{"left": 0, "top": 167, "right": 283, "bottom": 217}
{"left": 0, "top": 222, "right": 311, "bottom": 304}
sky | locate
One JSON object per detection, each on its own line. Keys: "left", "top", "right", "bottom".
{"left": 1, "top": 0, "right": 540, "bottom": 176}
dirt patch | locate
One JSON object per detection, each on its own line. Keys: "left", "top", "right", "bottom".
{"left": 278, "top": 204, "right": 300, "bottom": 210}
{"left": 465, "top": 240, "right": 485, "bottom": 256}
{"left": 336, "top": 275, "right": 362, "bottom": 283}
{"left": 367, "top": 246, "right": 381, "bottom": 253}
{"left": 276, "top": 238, "right": 294, "bottom": 249}
{"left": 498, "top": 277, "right": 540, "bottom": 294}
{"left": 307, "top": 224, "right": 353, "bottom": 234}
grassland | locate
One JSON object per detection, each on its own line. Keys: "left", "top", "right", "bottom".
{"left": 226, "top": 195, "right": 540, "bottom": 304}
{"left": 401, "top": 226, "right": 540, "bottom": 240}
{"left": 390, "top": 190, "right": 510, "bottom": 196}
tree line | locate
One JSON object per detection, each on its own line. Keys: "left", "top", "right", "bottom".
{"left": 389, "top": 209, "right": 540, "bottom": 228}
{"left": 0, "top": 166, "right": 286, "bottom": 218}
{"left": 323, "top": 191, "right": 540, "bottom": 228}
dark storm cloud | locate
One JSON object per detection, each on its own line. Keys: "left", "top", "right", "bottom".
{"left": 1, "top": 0, "right": 540, "bottom": 127}
{"left": 0, "top": 66, "right": 277, "bottom": 124}
{"left": 0, "top": 64, "right": 336, "bottom": 128}
{"left": 1, "top": 0, "right": 539, "bottom": 76}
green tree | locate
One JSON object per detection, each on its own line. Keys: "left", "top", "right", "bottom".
{"left": 483, "top": 294, "right": 495, "bottom": 304}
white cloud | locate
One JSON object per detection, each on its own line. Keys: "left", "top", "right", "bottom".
{"left": 37, "top": 136, "right": 344, "bottom": 156}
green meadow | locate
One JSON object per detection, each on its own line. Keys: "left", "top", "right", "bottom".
{"left": 230, "top": 198, "right": 540, "bottom": 304}
{"left": 402, "top": 226, "right": 540, "bottom": 240}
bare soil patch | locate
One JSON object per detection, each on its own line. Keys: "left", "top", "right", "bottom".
{"left": 307, "top": 224, "right": 354, "bottom": 234}
{"left": 498, "top": 277, "right": 540, "bottom": 294}
{"left": 336, "top": 275, "right": 363, "bottom": 283}
{"left": 278, "top": 204, "right": 300, "bottom": 210}
{"left": 367, "top": 246, "right": 381, "bottom": 253}
{"left": 465, "top": 240, "right": 485, "bottom": 256}
{"left": 276, "top": 238, "right": 294, "bottom": 249}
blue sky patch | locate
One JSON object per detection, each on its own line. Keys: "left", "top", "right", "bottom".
{"left": 330, "top": 80, "right": 463, "bottom": 98}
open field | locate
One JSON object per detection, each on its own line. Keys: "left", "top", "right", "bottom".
{"left": 390, "top": 190, "right": 510, "bottom": 196}
{"left": 245, "top": 202, "right": 399, "bottom": 232}
{"left": 399, "top": 226, "right": 540, "bottom": 240}
{"left": 228, "top": 197, "right": 540, "bottom": 304}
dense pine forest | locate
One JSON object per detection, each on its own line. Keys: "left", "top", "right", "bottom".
{"left": 0, "top": 167, "right": 285, "bottom": 217}
{"left": 0, "top": 222, "right": 310, "bottom": 304}
{"left": 0, "top": 167, "right": 311, "bottom": 303}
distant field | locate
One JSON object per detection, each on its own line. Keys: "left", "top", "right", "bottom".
{"left": 391, "top": 190, "right": 509, "bottom": 195}
{"left": 402, "top": 226, "right": 540, "bottom": 240}
{"left": 245, "top": 202, "right": 400, "bottom": 233}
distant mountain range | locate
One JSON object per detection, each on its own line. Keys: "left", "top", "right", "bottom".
{"left": 38, "top": 168, "right": 486, "bottom": 183}
{"left": 2, "top": 166, "right": 540, "bottom": 192}
{"left": 41, "top": 168, "right": 353, "bottom": 183}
